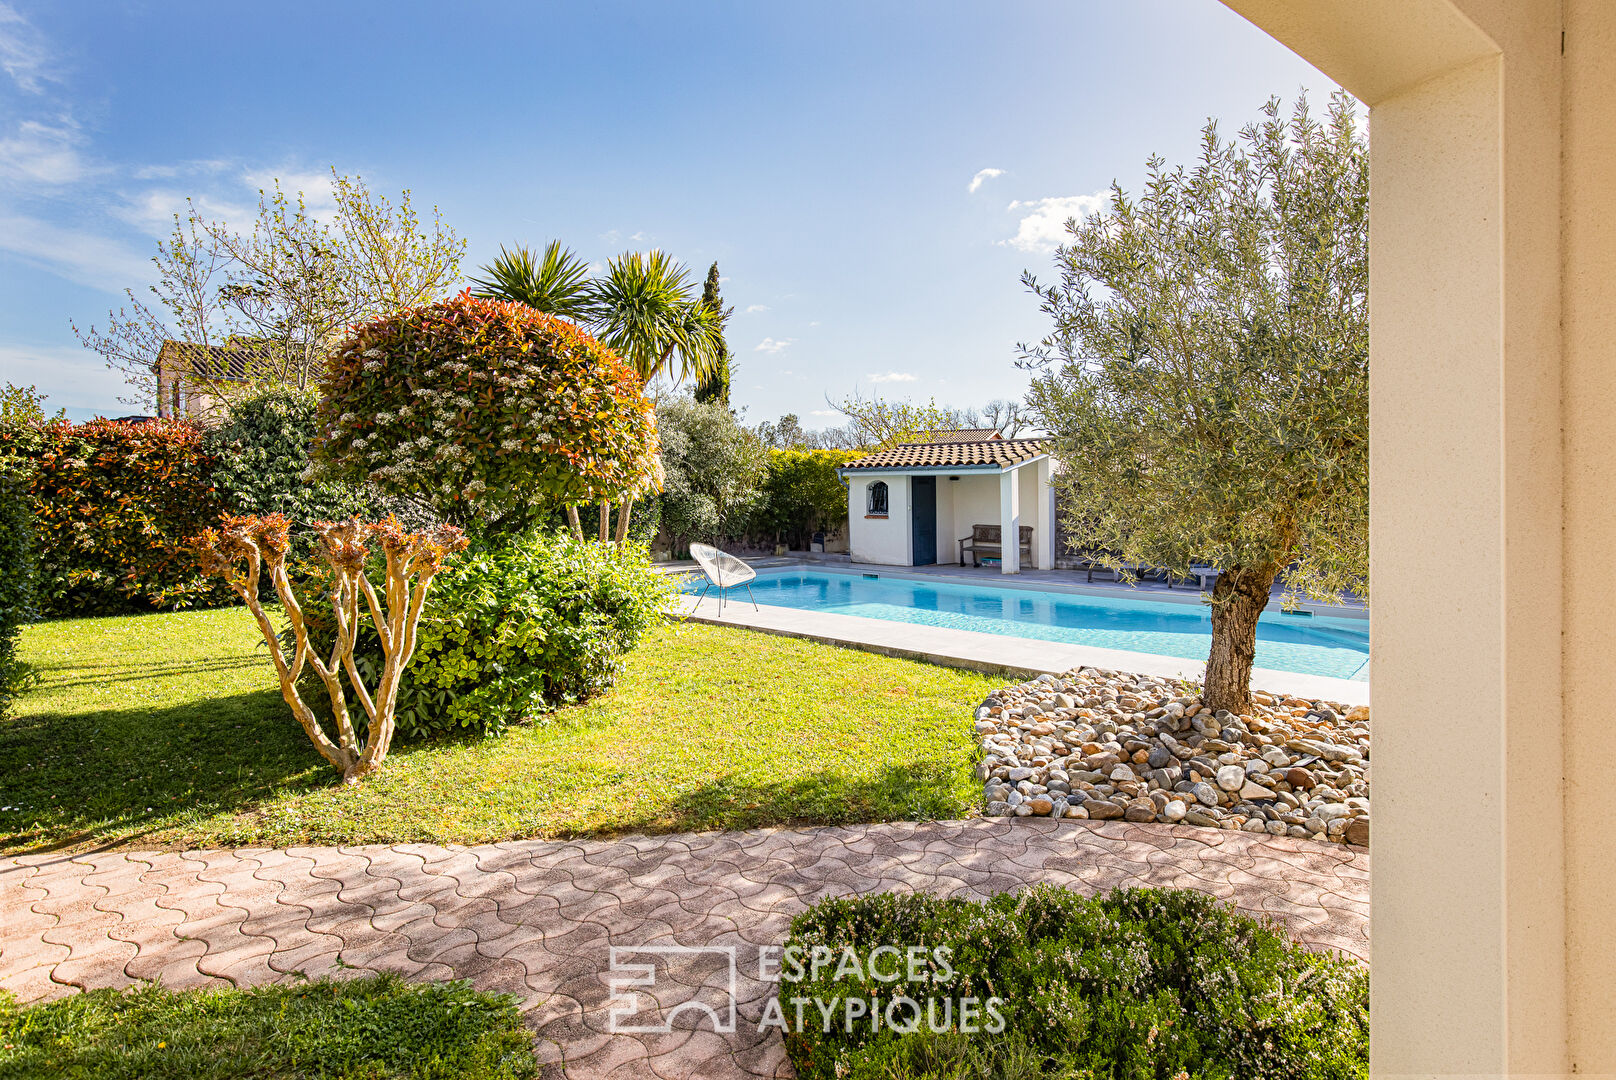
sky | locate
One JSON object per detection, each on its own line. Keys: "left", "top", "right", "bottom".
{"left": 0, "top": 0, "right": 1345, "bottom": 426}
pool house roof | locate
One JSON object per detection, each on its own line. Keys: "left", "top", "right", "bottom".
{"left": 837, "top": 437, "right": 1048, "bottom": 473}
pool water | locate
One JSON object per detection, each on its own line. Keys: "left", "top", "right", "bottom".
{"left": 683, "top": 569, "right": 1369, "bottom": 681}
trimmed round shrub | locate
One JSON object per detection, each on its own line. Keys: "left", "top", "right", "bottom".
{"left": 780, "top": 885, "right": 1368, "bottom": 1080}
{"left": 313, "top": 291, "right": 659, "bottom": 539}
{"left": 300, "top": 531, "right": 674, "bottom": 741}
{"left": 4, "top": 418, "right": 230, "bottom": 614}
{"left": 206, "top": 387, "right": 374, "bottom": 543}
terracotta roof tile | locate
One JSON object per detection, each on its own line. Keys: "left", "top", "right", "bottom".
{"left": 840, "top": 437, "right": 1048, "bottom": 471}
{"left": 913, "top": 427, "right": 1002, "bottom": 443}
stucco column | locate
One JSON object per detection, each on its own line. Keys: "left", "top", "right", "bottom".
{"left": 1034, "top": 457, "right": 1054, "bottom": 570}
{"left": 997, "top": 468, "right": 1019, "bottom": 574}
{"left": 1219, "top": 1, "right": 1578, "bottom": 1074}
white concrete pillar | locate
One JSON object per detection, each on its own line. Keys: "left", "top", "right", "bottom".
{"left": 998, "top": 468, "right": 1019, "bottom": 574}
{"left": 1219, "top": 1, "right": 1582, "bottom": 1073}
{"left": 1034, "top": 457, "right": 1054, "bottom": 570}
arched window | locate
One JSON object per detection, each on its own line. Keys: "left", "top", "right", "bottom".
{"left": 867, "top": 481, "right": 889, "bottom": 516}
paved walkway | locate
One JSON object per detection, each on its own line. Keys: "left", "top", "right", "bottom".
{"left": 0, "top": 818, "right": 1368, "bottom": 1079}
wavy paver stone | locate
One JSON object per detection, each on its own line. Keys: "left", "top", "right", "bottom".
{"left": 0, "top": 818, "right": 1367, "bottom": 1078}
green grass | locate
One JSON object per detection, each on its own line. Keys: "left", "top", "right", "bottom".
{"left": 0, "top": 608, "right": 998, "bottom": 852}
{"left": 0, "top": 973, "right": 538, "bottom": 1079}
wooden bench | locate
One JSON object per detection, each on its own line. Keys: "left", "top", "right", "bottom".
{"left": 959, "top": 524, "right": 1033, "bottom": 567}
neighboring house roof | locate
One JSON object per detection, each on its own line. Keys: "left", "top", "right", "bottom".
{"left": 912, "top": 428, "right": 1002, "bottom": 444}
{"left": 156, "top": 338, "right": 288, "bottom": 383}
{"left": 839, "top": 437, "right": 1048, "bottom": 471}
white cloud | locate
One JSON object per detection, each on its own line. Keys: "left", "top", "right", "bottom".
{"left": 0, "top": 213, "right": 152, "bottom": 293}
{"left": 968, "top": 167, "right": 1004, "bottom": 194}
{"left": 744, "top": 304, "right": 768, "bottom": 314}
{"left": 0, "top": 2, "right": 55, "bottom": 93}
{"left": 754, "top": 337, "right": 793, "bottom": 354}
{"left": 0, "top": 118, "right": 92, "bottom": 184}
{"left": 1003, "top": 192, "right": 1109, "bottom": 253}
{"left": 867, "top": 371, "right": 918, "bottom": 384}
{"left": 808, "top": 409, "right": 838, "bottom": 417}
{"left": 114, "top": 187, "right": 252, "bottom": 236}
{"left": 0, "top": 342, "right": 127, "bottom": 411}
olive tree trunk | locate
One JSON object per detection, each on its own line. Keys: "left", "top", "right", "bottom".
{"left": 1203, "top": 564, "right": 1280, "bottom": 714}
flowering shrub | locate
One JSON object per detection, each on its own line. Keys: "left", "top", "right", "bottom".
{"left": 781, "top": 885, "right": 1368, "bottom": 1080}
{"left": 3, "top": 419, "right": 231, "bottom": 614}
{"left": 323, "top": 532, "right": 674, "bottom": 740}
{"left": 313, "top": 291, "right": 660, "bottom": 539}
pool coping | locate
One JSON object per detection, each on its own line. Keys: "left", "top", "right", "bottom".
{"left": 673, "top": 593, "right": 1371, "bottom": 708}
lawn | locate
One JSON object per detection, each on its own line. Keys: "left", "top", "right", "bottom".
{"left": 0, "top": 608, "right": 998, "bottom": 853}
{"left": 0, "top": 974, "right": 537, "bottom": 1079}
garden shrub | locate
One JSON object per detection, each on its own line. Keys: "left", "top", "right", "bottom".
{"left": 0, "top": 458, "right": 36, "bottom": 714}
{"left": 780, "top": 885, "right": 1368, "bottom": 1080}
{"left": 206, "top": 387, "right": 375, "bottom": 547}
{"left": 313, "top": 291, "right": 659, "bottom": 540}
{"left": 656, "top": 395, "right": 768, "bottom": 555}
{"left": 307, "top": 531, "right": 675, "bottom": 740}
{"left": 2, "top": 418, "right": 231, "bottom": 614}
{"left": 758, "top": 448, "right": 854, "bottom": 550}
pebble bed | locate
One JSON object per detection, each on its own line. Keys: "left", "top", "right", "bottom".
{"left": 976, "top": 668, "right": 1370, "bottom": 846}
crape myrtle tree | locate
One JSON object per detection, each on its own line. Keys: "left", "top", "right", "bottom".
{"left": 1022, "top": 92, "right": 1368, "bottom": 713}
{"left": 311, "top": 292, "right": 661, "bottom": 541}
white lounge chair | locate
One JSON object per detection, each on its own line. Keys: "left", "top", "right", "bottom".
{"left": 688, "top": 543, "right": 759, "bottom": 616}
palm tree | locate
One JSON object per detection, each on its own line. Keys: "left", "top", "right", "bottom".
{"left": 469, "top": 241, "right": 591, "bottom": 319}
{"left": 472, "top": 245, "right": 725, "bottom": 544}
{"left": 584, "top": 250, "right": 725, "bottom": 542}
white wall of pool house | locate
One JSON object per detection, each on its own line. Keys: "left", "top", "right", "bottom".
{"left": 844, "top": 458, "right": 1056, "bottom": 571}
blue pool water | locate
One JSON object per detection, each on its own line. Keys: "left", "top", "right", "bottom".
{"left": 684, "top": 569, "right": 1369, "bottom": 681}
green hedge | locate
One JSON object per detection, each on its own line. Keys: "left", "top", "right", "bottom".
{"left": 0, "top": 458, "right": 36, "bottom": 713}
{"left": 779, "top": 885, "right": 1368, "bottom": 1080}
{"left": 757, "top": 448, "right": 854, "bottom": 550}
{"left": 0, "top": 418, "right": 231, "bottom": 615}
{"left": 206, "top": 386, "right": 374, "bottom": 546}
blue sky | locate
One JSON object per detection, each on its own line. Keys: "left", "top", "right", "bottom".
{"left": 0, "top": 1, "right": 1343, "bottom": 425}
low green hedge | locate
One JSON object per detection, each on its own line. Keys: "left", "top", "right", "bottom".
{"left": 778, "top": 885, "right": 1368, "bottom": 1080}
{"left": 0, "top": 973, "right": 537, "bottom": 1079}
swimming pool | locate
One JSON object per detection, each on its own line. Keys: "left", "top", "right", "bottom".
{"left": 682, "top": 569, "right": 1369, "bottom": 681}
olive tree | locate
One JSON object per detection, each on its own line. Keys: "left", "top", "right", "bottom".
{"left": 1023, "top": 92, "right": 1367, "bottom": 712}
{"left": 657, "top": 396, "right": 768, "bottom": 552}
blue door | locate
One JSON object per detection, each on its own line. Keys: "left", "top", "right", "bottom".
{"left": 911, "top": 477, "right": 936, "bottom": 565}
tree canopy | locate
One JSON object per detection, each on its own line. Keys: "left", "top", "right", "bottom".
{"left": 1022, "top": 92, "right": 1368, "bottom": 710}
{"left": 74, "top": 172, "right": 463, "bottom": 415}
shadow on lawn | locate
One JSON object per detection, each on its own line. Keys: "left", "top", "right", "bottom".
{"left": 0, "top": 686, "right": 330, "bottom": 853}
{"left": 590, "top": 760, "right": 980, "bottom": 838}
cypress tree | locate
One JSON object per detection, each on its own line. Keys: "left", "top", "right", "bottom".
{"left": 693, "top": 262, "right": 733, "bottom": 406}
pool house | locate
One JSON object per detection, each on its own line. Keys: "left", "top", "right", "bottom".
{"left": 837, "top": 430, "right": 1056, "bottom": 573}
